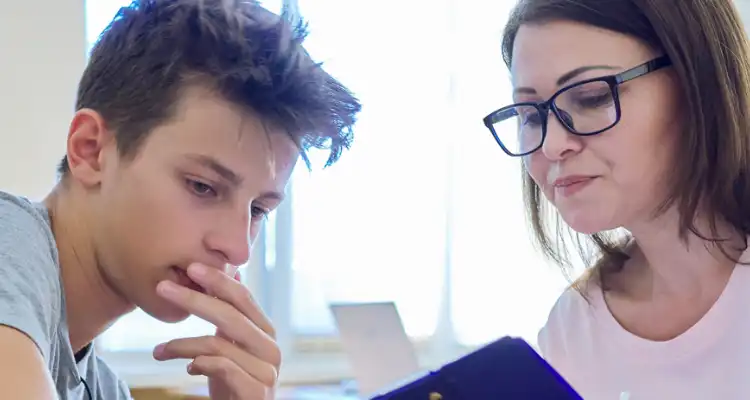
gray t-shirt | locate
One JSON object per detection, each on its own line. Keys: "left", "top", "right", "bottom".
{"left": 0, "top": 191, "right": 131, "bottom": 399}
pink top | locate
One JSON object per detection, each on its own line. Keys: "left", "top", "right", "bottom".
{"left": 538, "top": 264, "right": 750, "bottom": 400}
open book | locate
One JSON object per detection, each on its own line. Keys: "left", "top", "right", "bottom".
{"left": 370, "top": 336, "right": 582, "bottom": 400}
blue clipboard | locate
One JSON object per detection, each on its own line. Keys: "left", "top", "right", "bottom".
{"left": 370, "top": 336, "right": 582, "bottom": 399}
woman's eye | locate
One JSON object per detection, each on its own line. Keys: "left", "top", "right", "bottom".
{"left": 523, "top": 112, "right": 543, "bottom": 126}
{"left": 187, "top": 179, "right": 217, "bottom": 198}
{"left": 576, "top": 92, "right": 614, "bottom": 109}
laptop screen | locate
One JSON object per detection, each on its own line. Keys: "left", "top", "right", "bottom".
{"left": 329, "top": 302, "right": 422, "bottom": 397}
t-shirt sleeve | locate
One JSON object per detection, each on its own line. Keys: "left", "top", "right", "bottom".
{"left": 537, "top": 320, "right": 565, "bottom": 373}
{"left": 0, "top": 194, "right": 60, "bottom": 362}
{"left": 537, "top": 288, "right": 578, "bottom": 372}
{"left": 537, "top": 322, "right": 553, "bottom": 357}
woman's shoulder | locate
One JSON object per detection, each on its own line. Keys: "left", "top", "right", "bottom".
{"left": 537, "top": 281, "right": 604, "bottom": 360}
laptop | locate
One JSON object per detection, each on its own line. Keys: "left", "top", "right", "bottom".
{"left": 329, "top": 302, "right": 424, "bottom": 398}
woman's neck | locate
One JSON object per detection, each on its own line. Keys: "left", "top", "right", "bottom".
{"left": 620, "top": 207, "right": 744, "bottom": 300}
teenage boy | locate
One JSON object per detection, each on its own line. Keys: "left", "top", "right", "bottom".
{"left": 0, "top": 0, "right": 360, "bottom": 399}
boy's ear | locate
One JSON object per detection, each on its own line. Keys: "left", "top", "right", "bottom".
{"left": 65, "top": 109, "right": 116, "bottom": 187}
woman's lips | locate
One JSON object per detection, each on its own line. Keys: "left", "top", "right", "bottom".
{"left": 553, "top": 176, "right": 597, "bottom": 198}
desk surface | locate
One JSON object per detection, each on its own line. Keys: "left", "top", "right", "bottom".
{"left": 176, "top": 385, "right": 359, "bottom": 400}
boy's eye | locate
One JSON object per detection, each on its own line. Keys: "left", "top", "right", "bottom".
{"left": 187, "top": 179, "right": 217, "bottom": 197}
{"left": 251, "top": 206, "right": 269, "bottom": 219}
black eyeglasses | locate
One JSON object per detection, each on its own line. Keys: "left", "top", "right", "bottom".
{"left": 483, "top": 55, "right": 672, "bottom": 157}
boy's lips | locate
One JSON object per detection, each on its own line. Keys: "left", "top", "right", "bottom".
{"left": 170, "top": 266, "right": 205, "bottom": 293}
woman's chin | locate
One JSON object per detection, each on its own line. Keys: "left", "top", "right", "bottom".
{"left": 560, "top": 211, "right": 618, "bottom": 236}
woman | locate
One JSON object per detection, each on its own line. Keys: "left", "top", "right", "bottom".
{"left": 484, "top": 0, "right": 750, "bottom": 398}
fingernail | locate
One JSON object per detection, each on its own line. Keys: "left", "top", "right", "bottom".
{"left": 188, "top": 263, "right": 208, "bottom": 279}
{"left": 225, "top": 264, "right": 239, "bottom": 278}
{"left": 153, "top": 343, "right": 166, "bottom": 358}
{"left": 157, "top": 280, "right": 179, "bottom": 297}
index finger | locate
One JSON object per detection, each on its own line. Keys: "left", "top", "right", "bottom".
{"left": 188, "top": 264, "right": 276, "bottom": 339}
{"left": 157, "top": 279, "right": 279, "bottom": 365}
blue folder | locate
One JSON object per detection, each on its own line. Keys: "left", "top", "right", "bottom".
{"left": 370, "top": 336, "right": 582, "bottom": 399}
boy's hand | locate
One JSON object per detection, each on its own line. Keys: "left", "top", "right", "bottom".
{"left": 153, "top": 263, "right": 280, "bottom": 400}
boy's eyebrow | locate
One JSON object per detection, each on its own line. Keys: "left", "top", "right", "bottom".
{"left": 183, "top": 154, "right": 285, "bottom": 201}
{"left": 258, "top": 191, "right": 285, "bottom": 202}
{"left": 184, "top": 154, "right": 242, "bottom": 186}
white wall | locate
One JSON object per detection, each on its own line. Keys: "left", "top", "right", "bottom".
{"left": 0, "top": 0, "right": 86, "bottom": 200}
{"left": 1, "top": 1, "right": 749, "bottom": 200}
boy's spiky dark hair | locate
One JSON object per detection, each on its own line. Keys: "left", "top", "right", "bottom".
{"left": 59, "top": 0, "right": 361, "bottom": 173}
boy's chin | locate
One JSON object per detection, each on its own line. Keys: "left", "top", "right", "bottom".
{"left": 140, "top": 301, "right": 192, "bottom": 324}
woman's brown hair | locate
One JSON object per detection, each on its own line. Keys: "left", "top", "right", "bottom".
{"left": 501, "top": 0, "right": 750, "bottom": 289}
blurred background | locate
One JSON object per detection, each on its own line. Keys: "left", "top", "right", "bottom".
{"left": 3, "top": 0, "right": 750, "bottom": 398}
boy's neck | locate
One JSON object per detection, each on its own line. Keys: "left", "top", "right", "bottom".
{"left": 44, "top": 184, "right": 135, "bottom": 353}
